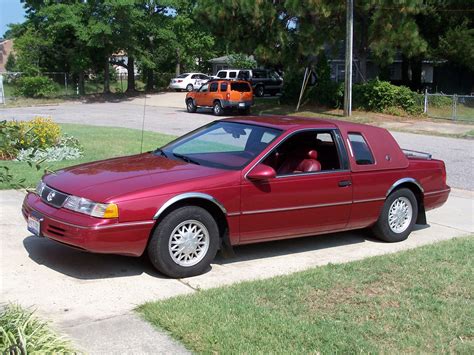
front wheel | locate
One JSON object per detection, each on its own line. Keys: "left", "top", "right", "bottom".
{"left": 148, "top": 206, "right": 219, "bottom": 278}
{"left": 255, "top": 85, "right": 265, "bottom": 97}
{"left": 371, "top": 188, "right": 418, "bottom": 242}
{"left": 186, "top": 99, "right": 197, "bottom": 113}
{"left": 213, "top": 101, "right": 224, "bottom": 116}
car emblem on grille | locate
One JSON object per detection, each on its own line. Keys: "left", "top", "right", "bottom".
{"left": 46, "top": 191, "right": 56, "bottom": 202}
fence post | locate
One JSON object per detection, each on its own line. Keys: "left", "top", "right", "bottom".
{"left": 424, "top": 89, "right": 428, "bottom": 114}
{"left": 452, "top": 94, "right": 458, "bottom": 120}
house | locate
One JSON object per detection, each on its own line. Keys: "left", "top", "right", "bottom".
{"left": 208, "top": 54, "right": 256, "bottom": 74}
{"left": 0, "top": 39, "right": 14, "bottom": 73}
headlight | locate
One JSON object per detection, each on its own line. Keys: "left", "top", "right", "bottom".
{"left": 35, "top": 180, "right": 46, "bottom": 196}
{"left": 64, "top": 195, "right": 119, "bottom": 218}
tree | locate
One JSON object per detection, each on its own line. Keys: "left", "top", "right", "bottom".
{"left": 228, "top": 53, "right": 256, "bottom": 69}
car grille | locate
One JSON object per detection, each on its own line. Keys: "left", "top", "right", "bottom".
{"left": 39, "top": 185, "right": 70, "bottom": 208}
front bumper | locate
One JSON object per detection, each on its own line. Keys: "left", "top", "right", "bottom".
{"left": 22, "top": 192, "right": 154, "bottom": 256}
{"left": 221, "top": 100, "right": 253, "bottom": 109}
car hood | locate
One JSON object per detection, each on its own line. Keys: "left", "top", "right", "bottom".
{"left": 43, "top": 153, "right": 231, "bottom": 202}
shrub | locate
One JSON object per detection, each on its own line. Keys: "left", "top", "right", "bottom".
{"left": 428, "top": 95, "right": 453, "bottom": 108}
{"left": 353, "top": 79, "right": 423, "bottom": 116}
{"left": 16, "top": 134, "right": 84, "bottom": 162}
{"left": 15, "top": 76, "right": 57, "bottom": 98}
{"left": 0, "top": 304, "right": 74, "bottom": 353}
{"left": 1, "top": 117, "right": 62, "bottom": 159}
{"left": 310, "top": 81, "right": 344, "bottom": 108}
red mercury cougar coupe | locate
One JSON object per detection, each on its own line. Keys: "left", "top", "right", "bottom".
{"left": 22, "top": 117, "right": 450, "bottom": 278}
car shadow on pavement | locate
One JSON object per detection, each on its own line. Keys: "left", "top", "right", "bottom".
{"left": 23, "top": 235, "right": 164, "bottom": 280}
{"left": 214, "top": 229, "right": 380, "bottom": 265}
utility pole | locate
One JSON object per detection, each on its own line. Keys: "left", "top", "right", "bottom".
{"left": 343, "top": 0, "right": 353, "bottom": 116}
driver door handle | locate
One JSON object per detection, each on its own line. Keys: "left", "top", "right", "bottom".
{"left": 338, "top": 180, "right": 352, "bottom": 187}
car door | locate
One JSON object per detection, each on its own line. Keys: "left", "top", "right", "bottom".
{"left": 239, "top": 129, "right": 353, "bottom": 243}
{"left": 194, "top": 83, "right": 209, "bottom": 106}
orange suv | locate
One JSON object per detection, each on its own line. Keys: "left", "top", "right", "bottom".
{"left": 185, "top": 79, "right": 253, "bottom": 116}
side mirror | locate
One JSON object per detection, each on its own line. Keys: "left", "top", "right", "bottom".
{"left": 247, "top": 164, "right": 276, "bottom": 181}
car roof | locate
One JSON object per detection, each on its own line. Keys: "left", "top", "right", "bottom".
{"left": 223, "top": 115, "right": 377, "bottom": 132}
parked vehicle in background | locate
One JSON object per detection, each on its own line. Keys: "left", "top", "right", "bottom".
{"left": 22, "top": 117, "right": 450, "bottom": 278}
{"left": 169, "top": 73, "right": 210, "bottom": 92}
{"left": 185, "top": 79, "right": 253, "bottom": 115}
{"left": 214, "top": 69, "right": 283, "bottom": 97}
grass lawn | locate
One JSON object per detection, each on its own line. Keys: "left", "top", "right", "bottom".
{"left": 138, "top": 236, "right": 473, "bottom": 354}
{"left": 0, "top": 123, "right": 175, "bottom": 189}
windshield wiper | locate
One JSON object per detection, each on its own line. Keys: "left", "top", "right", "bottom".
{"left": 154, "top": 148, "right": 168, "bottom": 158}
{"left": 172, "top": 153, "right": 200, "bottom": 165}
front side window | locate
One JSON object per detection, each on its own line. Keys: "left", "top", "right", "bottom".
{"left": 161, "top": 122, "right": 281, "bottom": 170}
{"left": 217, "top": 71, "right": 227, "bottom": 78}
{"left": 199, "top": 84, "right": 209, "bottom": 92}
{"left": 348, "top": 133, "right": 375, "bottom": 165}
{"left": 209, "top": 83, "right": 218, "bottom": 92}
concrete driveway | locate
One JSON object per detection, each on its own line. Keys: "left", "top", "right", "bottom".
{"left": 1, "top": 188, "right": 473, "bottom": 351}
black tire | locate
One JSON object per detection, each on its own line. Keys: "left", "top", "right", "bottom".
{"left": 148, "top": 206, "right": 219, "bottom": 278}
{"left": 371, "top": 188, "right": 418, "bottom": 242}
{"left": 255, "top": 85, "right": 265, "bottom": 97}
{"left": 186, "top": 84, "right": 194, "bottom": 92}
{"left": 213, "top": 101, "right": 224, "bottom": 116}
{"left": 186, "top": 98, "right": 197, "bottom": 113}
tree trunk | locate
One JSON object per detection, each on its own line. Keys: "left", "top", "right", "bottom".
{"left": 78, "top": 71, "right": 85, "bottom": 95}
{"left": 126, "top": 56, "right": 136, "bottom": 93}
{"left": 175, "top": 47, "right": 181, "bottom": 76}
{"left": 104, "top": 57, "right": 110, "bottom": 93}
{"left": 410, "top": 58, "right": 422, "bottom": 91}
{"left": 146, "top": 68, "right": 154, "bottom": 91}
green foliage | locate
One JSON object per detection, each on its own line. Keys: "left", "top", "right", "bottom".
{"left": 15, "top": 76, "right": 57, "bottom": 98}
{"left": 428, "top": 95, "right": 453, "bottom": 108}
{"left": 0, "top": 304, "right": 74, "bottom": 353}
{"left": 228, "top": 53, "right": 256, "bottom": 69}
{"left": 310, "top": 81, "right": 344, "bottom": 108}
{"left": 353, "top": 79, "right": 423, "bottom": 115}
{"left": 5, "top": 54, "right": 17, "bottom": 72}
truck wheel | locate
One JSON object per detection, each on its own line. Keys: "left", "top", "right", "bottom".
{"left": 148, "top": 206, "right": 219, "bottom": 278}
{"left": 213, "top": 101, "right": 224, "bottom": 116}
{"left": 255, "top": 85, "right": 265, "bottom": 97}
{"left": 186, "top": 84, "right": 194, "bottom": 92}
{"left": 186, "top": 99, "right": 197, "bottom": 113}
{"left": 371, "top": 188, "right": 418, "bottom": 242}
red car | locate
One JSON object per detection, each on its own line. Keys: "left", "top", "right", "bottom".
{"left": 22, "top": 117, "right": 450, "bottom": 278}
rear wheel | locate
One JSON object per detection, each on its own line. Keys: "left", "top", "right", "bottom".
{"left": 147, "top": 206, "right": 219, "bottom": 278}
{"left": 371, "top": 188, "right": 418, "bottom": 242}
{"left": 213, "top": 101, "right": 224, "bottom": 116}
{"left": 255, "top": 85, "right": 265, "bottom": 97}
{"left": 186, "top": 99, "right": 197, "bottom": 113}
{"left": 186, "top": 84, "right": 194, "bottom": 92}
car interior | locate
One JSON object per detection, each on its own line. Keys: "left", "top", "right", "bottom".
{"left": 262, "top": 131, "right": 342, "bottom": 175}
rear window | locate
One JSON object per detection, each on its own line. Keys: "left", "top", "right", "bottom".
{"left": 231, "top": 82, "right": 251, "bottom": 92}
{"left": 177, "top": 73, "right": 189, "bottom": 78}
{"left": 348, "top": 133, "right": 375, "bottom": 165}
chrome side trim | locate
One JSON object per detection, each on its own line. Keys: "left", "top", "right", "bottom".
{"left": 424, "top": 188, "right": 451, "bottom": 196}
{"left": 153, "top": 192, "right": 227, "bottom": 220}
{"left": 242, "top": 200, "right": 352, "bottom": 216}
{"left": 275, "top": 169, "right": 350, "bottom": 179}
{"left": 353, "top": 197, "right": 385, "bottom": 204}
{"left": 386, "top": 178, "right": 424, "bottom": 197}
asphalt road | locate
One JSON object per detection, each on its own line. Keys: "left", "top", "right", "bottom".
{"left": 1, "top": 100, "right": 473, "bottom": 190}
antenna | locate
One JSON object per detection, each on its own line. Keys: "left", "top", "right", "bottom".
{"left": 140, "top": 93, "right": 147, "bottom": 153}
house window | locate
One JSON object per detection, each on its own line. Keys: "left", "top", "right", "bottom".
{"left": 348, "top": 133, "right": 375, "bottom": 165}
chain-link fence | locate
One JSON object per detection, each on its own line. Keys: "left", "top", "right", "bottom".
{"left": 424, "top": 92, "right": 474, "bottom": 122}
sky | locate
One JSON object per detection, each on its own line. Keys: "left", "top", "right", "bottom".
{"left": 0, "top": 0, "right": 26, "bottom": 38}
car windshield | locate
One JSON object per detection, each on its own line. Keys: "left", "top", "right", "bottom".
{"left": 231, "top": 82, "right": 251, "bottom": 92}
{"left": 159, "top": 122, "right": 282, "bottom": 170}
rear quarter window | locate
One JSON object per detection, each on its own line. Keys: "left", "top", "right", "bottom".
{"left": 231, "top": 82, "right": 251, "bottom": 92}
{"left": 348, "top": 133, "right": 375, "bottom": 165}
